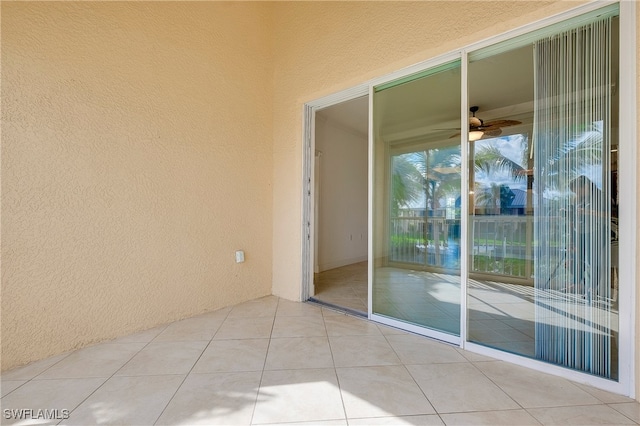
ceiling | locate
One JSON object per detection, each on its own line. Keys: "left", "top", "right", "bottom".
{"left": 316, "top": 96, "right": 369, "bottom": 137}
{"left": 318, "top": 45, "right": 535, "bottom": 143}
{"left": 316, "top": 34, "right": 619, "bottom": 148}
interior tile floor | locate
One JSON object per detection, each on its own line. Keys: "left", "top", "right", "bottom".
{"left": 2, "top": 295, "right": 639, "bottom": 425}
{"left": 315, "top": 262, "right": 618, "bottom": 372}
{"left": 313, "top": 261, "right": 368, "bottom": 314}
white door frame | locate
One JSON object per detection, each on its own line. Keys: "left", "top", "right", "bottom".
{"left": 301, "top": 87, "right": 369, "bottom": 302}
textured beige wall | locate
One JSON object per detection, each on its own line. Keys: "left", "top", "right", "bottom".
{"left": 1, "top": 2, "right": 273, "bottom": 370}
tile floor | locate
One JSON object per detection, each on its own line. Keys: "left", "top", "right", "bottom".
{"left": 313, "top": 261, "right": 368, "bottom": 314}
{"left": 315, "top": 262, "right": 618, "bottom": 376}
{"left": 1, "top": 295, "right": 639, "bottom": 425}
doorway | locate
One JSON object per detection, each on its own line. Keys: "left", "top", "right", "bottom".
{"left": 309, "top": 96, "right": 369, "bottom": 315}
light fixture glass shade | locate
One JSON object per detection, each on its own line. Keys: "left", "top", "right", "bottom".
{"left": 469, "top": 130, "right": 484, "bottom": 141}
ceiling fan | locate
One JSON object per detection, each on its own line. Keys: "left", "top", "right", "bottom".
{"left": 452, "top": 106, "right": 522, "bottom": 141}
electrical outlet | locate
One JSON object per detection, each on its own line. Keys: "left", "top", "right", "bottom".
{"left": 235, "top": 250, "right": 245, "bottom": 263}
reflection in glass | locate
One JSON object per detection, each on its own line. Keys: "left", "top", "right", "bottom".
{"left": 467, "top": 16, "right": 619, "bottom": 380}
{"left": 373, "top": 62, "right": 461, "bottom": 336}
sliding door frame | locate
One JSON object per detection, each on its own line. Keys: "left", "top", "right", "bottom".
{"left": 301, "top": 0, "right": 635, "bottom": 397}
{"left": 301, "top": 87, "right": 369, "bottom": 302}
{"left": 368, "top": 52, "right": 464, "bottom": 346}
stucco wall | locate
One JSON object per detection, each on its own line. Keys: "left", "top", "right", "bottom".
{"left": 1, "top": 2, "right": 274, "bottom": 370}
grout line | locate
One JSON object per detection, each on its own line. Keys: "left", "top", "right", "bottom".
{"left": 248, "top": 297, "right": 279, "bottom": 425}
{"left": 379, "top": 328, "right": 442, "bottom": 421}
{"left": 322, "top": 301, "right": 349, "bottom": 424}
{"left": 152, "top": 306, "right": 234, "bottom": 425}
{"left": 63, "top": 337, "right": 161, "bottom": 421}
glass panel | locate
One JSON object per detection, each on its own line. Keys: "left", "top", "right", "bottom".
{"left": 373, "top": 61, "right": 461, "bottom": 336}
{"left": 467, "top": 17, "right": 619, "bottom": 380}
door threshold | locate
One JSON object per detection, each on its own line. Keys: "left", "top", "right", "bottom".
{"left": 306, "top": 297, "right": 367, "bottom": 318}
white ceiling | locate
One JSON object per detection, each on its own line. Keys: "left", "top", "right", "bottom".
{"left": 316, "top": 95, "right": 369, "bottom": 137}
{"left": 317, "top": 45, "right": 535, "bottom": 143}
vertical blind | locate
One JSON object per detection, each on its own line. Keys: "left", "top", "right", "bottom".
{"left": 533, "top": 17, "right": 615, "bottom": 379}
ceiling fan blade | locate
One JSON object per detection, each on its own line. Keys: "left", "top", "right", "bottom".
{"left": 481, "top": 119, "right": 522, "bottom": 128}
{"left": 483, "top": 128, "right": 503, "bottom": 137}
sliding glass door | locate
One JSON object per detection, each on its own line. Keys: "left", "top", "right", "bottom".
{"left": 467, "top": 14, "right": 619, "bottom": 380}
{"left": 372, "top": 61, "right": 462, "bottom": 340}
{"left": 370, "top": 6, "right": 620, "bottom": 381}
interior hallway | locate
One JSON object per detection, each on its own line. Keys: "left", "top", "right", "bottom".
{"left": 1, "top": 295, "right": 638, "bottom": 425}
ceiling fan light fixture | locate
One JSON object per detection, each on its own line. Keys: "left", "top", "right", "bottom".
{"left": 469, "top": 130, "right": 484, "bottom": 141}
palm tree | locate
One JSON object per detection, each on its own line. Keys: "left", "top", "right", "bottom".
{"left": 475, "top": 182, "right": 516, "bottom": 214}
{"left": 391, "top": 147, "right": 461, "bottom": 216}
{"left": 473, "top": 139, "right": 527, "bottom": 183}
{"left": 391, "top": 153, "right": 425, "bottom": 216}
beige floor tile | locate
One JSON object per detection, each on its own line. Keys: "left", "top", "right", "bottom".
{"left": 155, "top": 372, "right": 261, "bottom": 425}
{"left": 65, "top": 375, "right": 184, "bottom": 425}
{"left": 406, "top": 363, "right": 519, "bottom": 413}
{"left": 265, "top": 337, "right": 334, "bottom": 370}
{"left": 528, "top": 404, "right": 636, "bottom": 425}
{"left": 115, "top": 341, "right": 207, "bottom": 376}
{"left": 276, "top": 300, "right": 324, "bottom": 317}
{"left": 324, "top": 315, "right": 382, "bottom": 336}
{"left": 252, "top": 295, "right": 280, "bottom": 306}
{"left": 191, "top": 339, "right": 269, "bottom": 373}
{"left": 227, "top": 299, "right": 278, "bottom": 318}
{"left": 313, "top": 263, "right": 368, "bottom": 313}
{"left": 0, "top": 378, "right": 106, "bottom": 425}
{"left": 110, "top": 325, "right": 167, "bottom": 344}
{"left": 454, "top": 349, "right": 498, "bottom": 363}
{"left": 252, "top": 368, "right": 345, "bottom": 424}
{"left": 609, "top": 402, "right": 640, "bottom": 423}
{"left": 271, "top": 315, "right": 327, "bottom": 338}
{"left": 213, "top": 317, "right": 274, "bottom": 340}
{"left": 322, "top": 307, "right": 347, "bottom": 317}
{"left": 386, "top": 334, "right": 467, "bottom": 364}
{"left": 1, "top": 380, "right": 26, "bottom": 397}
{"left": 153, "top": 316, "right": 224, "bottom": 342}
{"left": 348, "top": 415, "right": 443, "bottom": 425}
{"left": 439, "top": 409, "right": 541, "bottom": 425}
{"left": 337, "top": 365, "right": 435, "bottom": 418}
{"left": 5, "top": 293, "right": 635, "bottom": 426}
{"left": 574, "top": 383, "right": 636, "bottom": 404}
{"left": 197, "top": 306, "right": 232, "bottom": 321}
{"left": 377, "top": 324, "right": 411, "bottom": 336}
{"left": 261, "top": 421, "right": 347, "bottom": 426}
{"left": 316, "top": 285, "right": 358, "bottom": 297}
{"left": 330, "top": 335, "right": 401, "bottom": 368}
{"left": 317, "top": 297, "right": 367, "bottom": 313}
{"left": 37, "top": 343, "right": 146, "bottom": 379}
{"left": 474, "top": 361, "right": 601, "bottom": 408}
{"left": 1, "top": 352, "right": 71, "bottom": 381}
